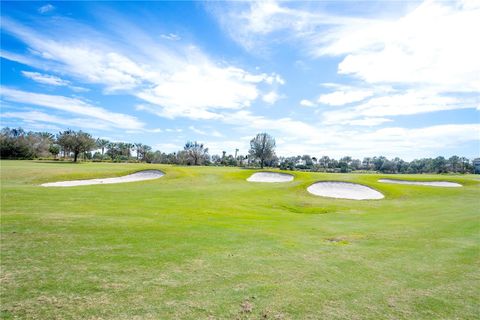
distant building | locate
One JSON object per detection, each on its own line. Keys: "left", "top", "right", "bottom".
{"left": 474, "top": 158, "right": 480, "bottom": 174}
{"left": 296, "top": 159, "right": 306, "bottom": 166}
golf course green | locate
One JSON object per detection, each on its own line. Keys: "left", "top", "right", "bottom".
{"left": 1, "top": 160, "right": 479, "bottom": 319}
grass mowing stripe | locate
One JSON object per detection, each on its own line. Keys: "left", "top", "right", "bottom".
{"left": 1, "top": 160, "right": 479, "bottom": 319}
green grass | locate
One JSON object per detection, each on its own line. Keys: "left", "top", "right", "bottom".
{"left": 1, "top": 160, "right": 479, "bottom": 319}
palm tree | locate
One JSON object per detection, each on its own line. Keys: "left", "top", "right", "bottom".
{"left": 134, "top": 142, "right": 143, "bottom": 160}
{"left": 319, "top": 156, "right": 330, "bottom": 170}
{"left": 38, "top": 132, "right": 55, "bottom": 141}
{"left": 96, "top": 139, "right": 109, "bottom": 155}
{"left": 448, "top": 155, "right": 460, "bottom": 172}
{"left": 142, "top": 145, "right": 152, "bottom": 162}
{"left": 11, "top": 128, "right": 25, "bottom": 137}
{"left": 221, "top": 151, "right": 227, "bottom": 165}
{"left": 123, "top": 143, "right": 133, "bottom": 157}
{"left": 362, "top": 157, "right": 372, "bottom": 170}
{"left": 460, "top": 156, "right": 469, "bottom": 173}
{"left": 106, "top": 142, "right": 117, "bottom": 160}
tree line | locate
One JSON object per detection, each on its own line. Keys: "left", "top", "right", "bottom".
{"left": 1, "top": 127, "right": 477, "bottom": 174}
{"left": 277, "top": 154, "right": 475, "bottom": 174}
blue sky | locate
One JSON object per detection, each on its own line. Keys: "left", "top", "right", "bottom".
{"left": 1, "top": 0, "right": 479, "bottom": 160}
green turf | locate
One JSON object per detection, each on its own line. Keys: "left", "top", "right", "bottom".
{"left": 1, "top": 160, "right": 479, "bottom": 319}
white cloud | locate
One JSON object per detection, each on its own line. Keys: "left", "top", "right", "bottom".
{"left": 1, "top": 110, "right": 111, "bottom": 130}
{"left": 21, "top": 71, "right": 89, "bottom": 92}
{"left": 1, "top": 19, "right": 159, "bottom": 92}
{"left": 154, "top": 143, "right": 182, "bottom": 153}
{"left": 189, "top": 126, "right": 207, "bottom": 135}
{"left": 2, "top": 121, "right": 63, "bottom": 132}
{"left": 220, "top": 0, "right": 480, "bottom": 93}
{"left": 345, "top": 117, "right": 392, "bottom": 126}
{"left": 21, "top": 71, "right": 70, "bottom": 86}
{"left": 321, "top": 90, "right": 474, "bottom": 125}
{"left": 1, "top": 87, "right": 144, "bottom": 130}
{"left": 2, "top": 17, "right": 283, "bottom": 121}
{"left": 136, "top": 62, "right": 261, "bottom": 119}
{"left": 38, "top": 4, "right": 54, "bottom": 14}
{"left": 300, "top": 99, "right": 316, "bottom": 107}
{"left": 3, "top": 2, "right": 478, "bottom": 160}
{"left": 211, "top": 1, "right": 354, "bottom": 52}
{"left": 330, "top": 2, "right": 480, "bottom": 92}
{"left": 276, "top": 123, "right": 480, "bottom": 159}
{"left": 262, "top": 90, "right": 282, "bottom": 104}
{"left": 354, "top": 124, "right": 480, "bottom": 153}
{"left": 161, "top": 33, "right": 181, "bottom": 41}
{"left": 216, "top": 108, "right": 479, "bottom": 159}
{"left": 70, "top": 86, "right": 90, "bottom": 93}
{"left": 271, "top": 74, "right": 285, "bottom": 85}
{"left": 211, "top": 130, "right": 223, "bottom": 138}
{"left": 1, "top": 51, "right": 50, "bottom": 70}
{"left": 222, "top": 110, "right": 320, "bottom": 138}
{"left": 189, "top": 126, "right": 223, "bottom": 137}
{"left": 318, "top": 89, "right": 373, "bottom": 106}
{"left": 356, "top": 92, "right": 466, "bottom": 117}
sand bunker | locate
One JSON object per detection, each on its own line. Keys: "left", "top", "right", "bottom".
{"left": 247, "top": 172, "right": 294, "bottom": 183}
{"left": 378, "top": 179, "right": 461, "bottom": 187}
{"left": 307, "top": 181, "right": 384, "bottom": 200}
{"left": 41, "top": 170, "right": 164, "bottom": 187}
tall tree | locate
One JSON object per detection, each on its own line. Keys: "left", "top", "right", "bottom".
{"left": 141, "top": 145, "right": 152, "bottom": 162}
{"left": 249, "top": 133, "right": 276, "bottom": 169}
{"left": 448, "top": 155, "right": 460, "bottom": 172}
{"left": 0, "top": 127, "right": 34, "bottom": 159}
{"left": 124, "top": 143, "right": 133, "bottom": 157}
{"left": 184, "top": 141, "right": 209, "bottom": 165}
{"left": 362, "top": 157, "right": 372, "bottom": 170}
{"left": 26, "top": 131, "right": 54, "bottom": 158}
{"left": 57, "top": 130, "right": 96, "bottom": 162}
{"left": 432, "top": 156, "right": 447, "bottom": 173}
{"left": 134, "top": 142, "right": 143, "bottom": 160}
{"left": 106, "top": 142, "right": 118, "bottom": 160}
{"left": 96, "top": 139, "right": 109, "bottom": 155}
{"left": 319, "top": 156, "right": 330, "bottom": 171}
{"left": 49, "top": 144, "right": 60, "bottom": 158}
{"left": 221, "top": 151, "right": 226, "bottom": 165}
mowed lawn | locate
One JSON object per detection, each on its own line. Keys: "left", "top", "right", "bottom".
{"left": 1, "top": 160, "right": 479, "bottom": 319}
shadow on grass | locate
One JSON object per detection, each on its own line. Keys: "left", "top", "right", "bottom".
{"left": 33, "top": 160, "right": 81, "bottom": 164}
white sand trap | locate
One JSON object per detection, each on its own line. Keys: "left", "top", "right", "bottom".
{"left": 307, "top": 181, "right": 384, "bottom": 200}
{"left": 247, "top": 172, "right": 294, "bottom": 183}
{"left": 378, "top": 179, "right": 461, "bottom": 187}
{"left": 41, "top": 170, "right": 164, "bottom": 187}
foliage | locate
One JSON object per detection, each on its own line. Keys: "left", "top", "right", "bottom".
{"left": 278, "top": 154, "right": 475, "bottom": 174}
{"left": 48, "top": 144, "right": 60, "bottom": 158}
{"left": 96, "top": 139, "right": 110, "bottom": 155}
{"left": 56, "top": 130, "right": 96, "bottom": 162}
{"left": 249, "top": 132, "right": 276, "bottom": 169}
{"left": 0, "top": 127, "right": 477, "bottom": 173}
{"left": 0, "top": 127, "right": 54, "bottom": 159}
{"left": 183, "top": 141, "right": 209, "bottom": 165}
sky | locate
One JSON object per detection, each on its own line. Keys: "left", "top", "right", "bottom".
{"left": 1, "top": 0, "right": 479, "bottom": 160}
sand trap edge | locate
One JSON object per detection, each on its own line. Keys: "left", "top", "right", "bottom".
{"left": 247, "top": 171, "right": 294, "bottom": 183}
{"left": 41, "top": 170, "right": 165, "bottom": 187}
{"left": 378, "top": 178, "right": 462, "bottom": 187}
{"left": 307, "top": 181, "right": 384, "bottom": 200}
